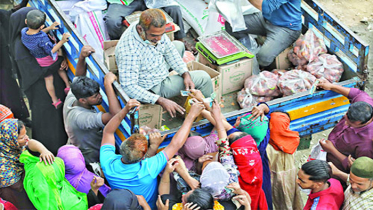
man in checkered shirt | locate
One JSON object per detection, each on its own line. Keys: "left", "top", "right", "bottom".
{"left": 116, "top": 9, "right": 213, "bottom": 118}
{"left": 330, "top": 157, "right": 373, "bottom": 210}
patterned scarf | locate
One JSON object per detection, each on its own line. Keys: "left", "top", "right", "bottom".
{"left": 0, "top": 119, "right": 24, "bottom": 187}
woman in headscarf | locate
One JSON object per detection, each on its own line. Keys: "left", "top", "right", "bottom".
{"left": 57, "top": 145, "right": 111, "bottom": 196}
{"left": 0, "top": 2, "right": 30, "bottom": 124}
{"left": 266, "top": 111, "right": 303, "bottom": 210}
{"left": 9, "top": 7, "right": 67, "bottom": 155}
{"left": 0, "top": 118, "right": 55, "bottom": 209}
{"left": 177, "top": 131, "right": 218, "bottom": 172}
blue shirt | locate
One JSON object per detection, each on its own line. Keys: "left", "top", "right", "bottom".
{"left": 262, "top": 0, "right": 302, "bottom": 31}
{"left": 100, "top": 145, "right": 168, "bottom": 209}
{"left": 21, "top": 27, "right": 57, "bottom": 59}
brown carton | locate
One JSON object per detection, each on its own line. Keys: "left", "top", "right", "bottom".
{"left": 275, "top": 46, "right": 293, "bottom": 70}
{"left": 103, "top": 40, "right": 119, "bottom": 73}
{"left": 199, "top": 55, "right": 253, "bottom": 95}
{"left": 186, "top": 61, "right": 221, "bottom": 100}
{"left": 139, "top": 104, "right": 163, "bottom": 129}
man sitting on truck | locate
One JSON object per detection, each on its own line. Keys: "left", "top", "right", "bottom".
{"left": 116, "top": 9, "right": 213, "bottom": 118}
{"left": 99, "top": 99, "right": 205, "bottom": 209}
{"left": 225, "top": 0, "right": 302, "bottom": 68}
{"left": 317, "top": 78, "right": 373, "bottom": 174}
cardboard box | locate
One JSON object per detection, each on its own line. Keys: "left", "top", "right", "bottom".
{"left": 275, "top": 46, "right": 292, "bottom": 70}
{"left": 187, "top": 61, "right": 221, "bottom": 100}
{"left": 103, "top": 40, "right": 119, "bottom": 73}
{"left": 139, "top": 104, "right": 163, "bottom": 129}
{"left": 198, "top": 55, "right": 253, "bottom": 95}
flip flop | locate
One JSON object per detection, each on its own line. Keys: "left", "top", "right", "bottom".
{"left": 52, "top": 99, "right": 63, "bottom": 109}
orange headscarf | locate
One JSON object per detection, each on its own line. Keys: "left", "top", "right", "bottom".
{"left": 269, "top": 112, "right": 300, "bottom": 154}
{"left": 0, "top": 105, "right": 14, "bottom": 123}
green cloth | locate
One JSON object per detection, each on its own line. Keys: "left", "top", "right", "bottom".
{"left": 237, "top": 113, "right": 269, "bottom": 146}
{"left": 351, "top": 157, "right": 373, "bottom": 179}
{"left": 19, "top": 150, "right": 88, "bottom": 210}
{"left": 107, "top": 0, "right": 134, "bottom": 5}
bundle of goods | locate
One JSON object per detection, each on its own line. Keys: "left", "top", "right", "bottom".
{"left": 139, "top": 126, "right": 160, "bottom": 136}
{"left": 237, "top": 89, "right": 273, "bottom": 109}
{"left": 306, "top": 54, "right": 344, "bottom": 83}
{"left": 278, "top": 70, "right": 317, "bottom": 96}
{"left": 271, "top": 69, "right": 288, "bottom": 77}
{"left": 244, "top": 71, "right": 281, "bottom": 97}
{"left": 288, "top": 29, "right": 327, "bottom": 70}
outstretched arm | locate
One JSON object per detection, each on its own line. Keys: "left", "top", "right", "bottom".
{"left": 76, "top": 45, "right": 95, "bottom": 76}
{"left": 101, "top": 72, "right": 122, "bottom": 125}
{"left": 101, "top": 99, "right": 140, "bottom": 146}
{"left": 28, "top": 139, "right": 55, "bottom": 165}
{"left": 162, "top": 102, "right": 204, "bottom": 158}
{"left": 317, "top": 78, "right": 350, "bottom": 97}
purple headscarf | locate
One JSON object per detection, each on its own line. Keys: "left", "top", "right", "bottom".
{"left": 57, "top": 145, "right": 110, "bottom": 196}
{"left": 178, "top": 131, "right": 219, "bottom": 170}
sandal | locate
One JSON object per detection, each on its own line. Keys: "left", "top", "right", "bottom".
{"left": 52, "top": 99, "right": 63, "bottom": 109}
{"left": 64, "top": 87, "right": 70, "bottom": 95}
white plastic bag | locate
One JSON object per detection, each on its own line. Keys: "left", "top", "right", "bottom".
{"left": 244, "top": 71, "right": 281, "bottom": 97}
{"left": 210, "top": 0, "right": 246, "bottom": 32}
{"left": 306, "top": 54, "right": 344, "bottom": 83}
{"left": 278, "top": 70, "right": 317, "bottom": 96}
{"left": 144, "top": 0, "right": 178, "bottom": 8}
{"left": 307, "top": 142, "right": 327, "bottom": 161}
{"left": 175, "top": 0, "right": 224, "bottom": 36}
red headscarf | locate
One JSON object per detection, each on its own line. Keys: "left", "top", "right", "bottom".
{"left": 231, "top": 135, "right": 268, "bottom": 210}
{"left": 269, "top": 112, "right": 300, "bottom": 154}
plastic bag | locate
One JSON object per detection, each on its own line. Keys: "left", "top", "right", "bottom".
{"left": 278, "top": 70, "right": 317, "bottom": 96}
{"left": 271, "top": 69, "right": 288, "bottom": 77}
{"left": 306, "top": 54, "right": 344, "bottom": 83}
{"left": 237, "top": 88, "right": 273, "bottom": 109}
{"left": 210, "top": 0, "right": 246, "bottom": 32}
{"left": 139, "top": 126, "right": 160, "bottom": 136}
{"left": 287, "top": 48, "right": 308, "bottom": 70}
{"left": 289, "top": 29, "right": 327, "bottom": 67}
{"left": 307, "top": 142, "right": 327, "bottom": 161}
{"left": 244, "top": 71, "right": 281, "bottom": 97}
{"left": 175, "top": 0, "right": 224, "bottom": 36}
{"left": 144, "top": 0, "right": 178, "bottom": 8}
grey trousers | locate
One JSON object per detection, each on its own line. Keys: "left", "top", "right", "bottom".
{"left": 225, "top": 12, "right": 301, "bottom": 67}
{"left": 151, "top": 70, "right": 214, "bottom": 99}
{"left": 104, "top": 0, "right": 186, "bottom": 40}
{"left": 151, "top": 41, "right": 212, "bottom": 98}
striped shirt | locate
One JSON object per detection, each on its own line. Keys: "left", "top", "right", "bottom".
{"left": 343, "top": 186, "right": 373, "bottom": 210}
{"left": 116, "top": 23, "right": 187, "bottom": 104}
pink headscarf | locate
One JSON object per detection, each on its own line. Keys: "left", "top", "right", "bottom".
{"left": 57, "top": 145, "right": 111, "bottom": 196}
{"left": 178, "top": 131, "right": 218, "bottom": 170}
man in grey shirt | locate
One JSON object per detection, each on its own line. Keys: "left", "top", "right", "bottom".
{"left": 63, "top": 45, "right": 122, "bottom": 167}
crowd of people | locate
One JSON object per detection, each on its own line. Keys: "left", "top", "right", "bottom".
{"left": 1, "top": 0, "right": 373, "bottom": 210}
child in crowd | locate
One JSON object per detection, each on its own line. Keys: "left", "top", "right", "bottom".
{"left": 21, "top": 9, "right": 70, "bottom": 109}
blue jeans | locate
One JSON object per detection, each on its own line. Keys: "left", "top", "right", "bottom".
{"left": 225, "top": 12, "right": 301, "bottom": 67}
{"left": 104, "top": 0, "right": 185, "bottom": 40}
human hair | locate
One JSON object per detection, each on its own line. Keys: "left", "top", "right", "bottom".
{"left": 17, "top": 120, "right": 24, "bottom": 134}
{"left": 301, "top": 160, "right": 331, "bottom": 183}
{"left": 70, "top": 76, "right": 100, "bottom": 100}
{"left": 26, "top": 10, "right": 46, "bottom": 29}
{"left": 120, "top": 134, "right": 148, "bottom": 164}
{"left": 186, "top": 188, "right": 214, "bottom": 210}
{"left": 228, "top": 132, "right": 249, "bottom": 145}
{"left": 139, "top": 9, "right": 166, "bottom": 31}
{"left": 272, "top": 110, "right": 291, "bottom": 120}
{"left": 347, "top": 101, "right": 373, "bottom": 124}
